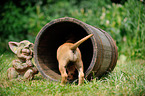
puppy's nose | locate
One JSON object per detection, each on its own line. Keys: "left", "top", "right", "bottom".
{"left": 67, "top": 76, "right": 72, "bottom": 80}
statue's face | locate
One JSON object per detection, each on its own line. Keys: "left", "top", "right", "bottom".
{"left": 9, "top": 40, "right": 34, "bottom": 56}
{"left": 19, "top": 41, "right": 33, "bottom": 56}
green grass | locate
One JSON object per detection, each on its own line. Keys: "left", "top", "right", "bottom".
{"left": 0, "top": 52, "right": 145, "bottom": 96}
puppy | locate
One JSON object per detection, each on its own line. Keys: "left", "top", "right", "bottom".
{"left": 66, "top": 62, "right": 77, "bottom": 82}
{"left": 57, "top": 34, "right": 93, "bottom": 85}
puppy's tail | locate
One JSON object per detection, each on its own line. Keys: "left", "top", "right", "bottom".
{"left": 70, "top": 34, "right": 93, "bottom": 50}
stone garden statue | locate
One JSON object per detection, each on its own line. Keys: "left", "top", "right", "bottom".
{"left": 7, "top": 40, "right": 38, "bottom": 80}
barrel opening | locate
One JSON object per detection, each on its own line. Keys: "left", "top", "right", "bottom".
{"left": 35, "top": 21, "right": 93, "bottom": 80}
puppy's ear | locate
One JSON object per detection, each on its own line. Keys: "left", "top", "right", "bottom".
{"left": 8, "top": 41, "right": 19, "bottom": 54}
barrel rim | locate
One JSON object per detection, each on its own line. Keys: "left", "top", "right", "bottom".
{"left": 34, "top": 17, "right": 97, "bottom": 81}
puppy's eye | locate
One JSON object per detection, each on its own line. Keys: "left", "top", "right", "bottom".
{"left": 71, "top": 73, "right": 74, "bottom": 75}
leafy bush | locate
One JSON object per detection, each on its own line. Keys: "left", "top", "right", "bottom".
{"left": 0, "top": 0, "right": 145, "bottom": 59}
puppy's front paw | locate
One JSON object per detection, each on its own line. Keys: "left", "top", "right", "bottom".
{"left": 60, "top": 83, "right": 65, "bottom": 86}
{"left": 78, "top": 83, "right": 83, "bottom": 86}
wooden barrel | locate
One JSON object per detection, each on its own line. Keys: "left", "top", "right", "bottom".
{"left": 34, "top": 17, "right": 118, "bottom": 81}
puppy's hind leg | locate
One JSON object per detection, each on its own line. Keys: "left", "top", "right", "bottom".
{"left": 59, "top": 60, "right": 68, "bottom": 86}
{"left": 76, "top": 60, "right": 84, "bottom": 86}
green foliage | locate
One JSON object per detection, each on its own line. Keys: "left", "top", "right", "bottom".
{"left": 96, "top": 0, "right": 145, "bottom": 59}
{"left": 123, "top": 0, "right": 145, "bottom": 59}
{"left": 0, "top": 1, "right": 144, "bottom": 95}
{"left": 0, "top": 0, "right": 145, "bottom": 59}
{"left": 0, "top": 53, "right": 144, "bottom": 95}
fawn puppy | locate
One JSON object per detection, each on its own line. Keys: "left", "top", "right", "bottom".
{"left": 57, "top": 34, "right": 93, "bottom": 85}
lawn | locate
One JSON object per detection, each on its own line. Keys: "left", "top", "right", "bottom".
{"left": 0, "top": 52, "right": 144, "bottom": 96}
